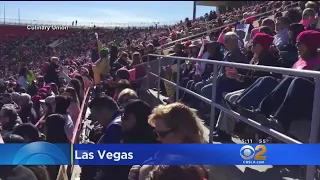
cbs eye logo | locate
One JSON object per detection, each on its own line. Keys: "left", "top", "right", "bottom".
{"left": 12, "top": 142, "right": 69, "bottom": 165}
{"left": 240, "top": 145, "right": 267, "bottom": 161}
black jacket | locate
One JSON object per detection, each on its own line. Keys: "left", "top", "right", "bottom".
{"left": 241, "top": 50, "right": 282, "bottom": 88}
{"left": 44, "top": 62, "right": 60, "bottom": 87}
{"left": 110, "top": 58, "right": 131, "bottom": 76}
{"left": 19, "top": 102, "right": 37, "bottom": 124}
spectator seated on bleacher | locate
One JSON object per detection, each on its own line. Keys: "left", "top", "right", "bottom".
{"left": 12, "top": 123, "right": 41, "bottom": 143}
{"left": 194, "top": 32, "right": 248, "bottom": 109}
{"left": 274, "top": 17, "right": 290, "bottom": 50}
{"left": 88, "top": 95, "right": 122, "bottom": 144}
{"left": 117, "top": 88, "right": 139, "bottom": 106}
{"left": 128, "top": 102, "right": 206, "bottom": 180}
{"left": 63, "top": 87, "right": 81, "bottom": 124}
{"left": 53, "top": 95, "right": 75, "bottom": 141}
{"left": 0, "top": 104, "right": 22, "bottom": 136}
{"left": 213, "top": 30, "right": 320, "bottom": 141}
{"left": 180, "top": 40, "right": 224, "bottom": 106}
{"left": 18, "top": 93, "right": 38, "bottom": 124}
{"left": 301, "top": 8, "right": 318, "bottom": 30}
{"left": 44, "top": 113, "right": 71, "bottom": 180}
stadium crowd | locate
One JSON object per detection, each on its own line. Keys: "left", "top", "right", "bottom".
{"left": 0, "top": 1, "right": 319, "bottom": 180}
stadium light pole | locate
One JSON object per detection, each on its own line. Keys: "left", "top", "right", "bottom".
{"left": 3, "top": 4, "right": 5, "bottom": 24}
{"left": 193, "top": 1, "right": 196, "bottom": 20}
{"left": 18, "top": 8, "right": 20, "bottom": 24}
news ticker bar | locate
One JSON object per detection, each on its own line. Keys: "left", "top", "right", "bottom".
{"left": 1, "top": 142, "right": 320, "bottom": 165}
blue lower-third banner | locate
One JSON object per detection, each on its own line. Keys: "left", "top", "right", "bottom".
{"left": 2, "top": 143, "right": 320, "bottom": 165}
{"left": 73, "top": 144, "right": 320, "bottom": 165}
{"left": 0, "top": 142, "right": 71, "bottom": 165}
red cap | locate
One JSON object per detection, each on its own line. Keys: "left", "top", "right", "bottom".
{"left": 184, "top": 40, "right": 192, "bottom": 47}
{"left": 245, "top": 16, "right": 255, "bottom": 24}
{"left": 43, "top": 86, "right": 51, "bottom": 90}
{"left": 297, "top": 30, "right": 320, "bottom": 52}
{"left": 32, "top": 95, "right": 42, "bottom": 103}
{"left": 253, "top": 33, "right": 274, "bottom": 49}
{"left": 39, "top": 88, "right": 47, "bottom": 93}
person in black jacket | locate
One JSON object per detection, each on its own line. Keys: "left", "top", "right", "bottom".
{"left": 279, "top": 23, "right": 305, "bottom": 68}
{"left": 27, "top": 80, "right": 39, "bottom": 97}
{"left": 2, "top": 93, "right": 19, "bottom": 109}
{"left": 212, "top": 33, "right": 282, "bottom": 140}
{"left": 109, "top": 45, "right": 118, "bottom": 67}
{"left": 44, "top": 57, "right": 60, "bottom": 87}
{"left": 180, "top": 42, "right": 224, "bottom": 105}
{"left": 110, "top": 52, "right": 131, "bottom": 76}
{"left": 142, "top": 43, "right": 158, "bottom": 62}
{"left": 0, "top": 104, "right": 21, "bottom": 136}
{"left": 93, "top": 100, "right": 158, "bottom": 180}
{"left": 18, "top": 93, "right": 37, "bottom": 124}
{"left": 225, "top": 33, "right": 281, "bottom": 89}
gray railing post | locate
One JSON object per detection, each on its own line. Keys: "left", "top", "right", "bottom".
{"left": 176, "top": 59, "right": 181, "bottom": 102}
{"left": 146, "top": 55, "right": 150, "bottom": 89}
{"left": 148, "top": 53, "right": 320, "bottom": 146}
{"left": 157, "top": 57, "right": 161, "bottom": 99}
{"left": 306, "top": 76, "right": 320, "bottom": 180}
{"left": 209, "top": 64, "right": 218, "bottom": 144}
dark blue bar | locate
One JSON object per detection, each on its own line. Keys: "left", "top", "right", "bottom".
{"left": 73, "top": 144, "right": 320, "bottom": 165}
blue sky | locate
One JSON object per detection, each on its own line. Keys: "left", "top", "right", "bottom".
{"left": 0, "top": 1, "right": 215, "bottom": 25}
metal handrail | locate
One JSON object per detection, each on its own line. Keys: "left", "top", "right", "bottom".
{"left": 56, "top": 86, "right": 92, "bottom": 180}
{"left": 149, "top": 54, "right": 320, "bottom": 78}
{"left": 0, "top": 18, "right": 180, "bottom": 28}
{"left": 146, "top": 54, "right": 320, "bottom": 180}
{"left": 158, "top": 2, "right": 299, "bottom": 50}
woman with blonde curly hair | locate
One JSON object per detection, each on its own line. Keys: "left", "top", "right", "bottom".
{"left": 148, "top": 102, "right": 205, "bottom": 144}
{"left": 128, "top": 103, "right": 206, "bottom": 180}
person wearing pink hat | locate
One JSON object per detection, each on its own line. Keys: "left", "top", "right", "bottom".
{"left": 215, "top": 31, "right": 320, "bottom": 140}
{"left": 225, "top": 33, "right": 280, "bottom": 83}
{"left": 293, "top": 30, "right": 320, "bottom": 70}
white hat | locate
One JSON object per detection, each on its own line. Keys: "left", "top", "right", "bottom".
{"left": 189, "top": 40, "right": 202, "bottom": 48}
{"left": 39, "top": 95, "right": 55, "bottom": 104}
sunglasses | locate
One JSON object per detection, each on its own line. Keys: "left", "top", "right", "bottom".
{"left": 154, "top": 128, "right": 175, "bottom": 138}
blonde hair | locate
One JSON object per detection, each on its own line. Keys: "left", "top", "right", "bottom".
{"left": 148, "top": 103, "right": 205, "bottom": 143}
{"left": 117, "top": 88, "right": 138, "bottom": 103}
{"left": 303, "top": 8, "right": 316, "bottom": 17}
{"left": 305, "top": 1, "right": 318, "bottom": 11}
{"left": 64, "top": 87, "right": 80, "bottom": 106}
